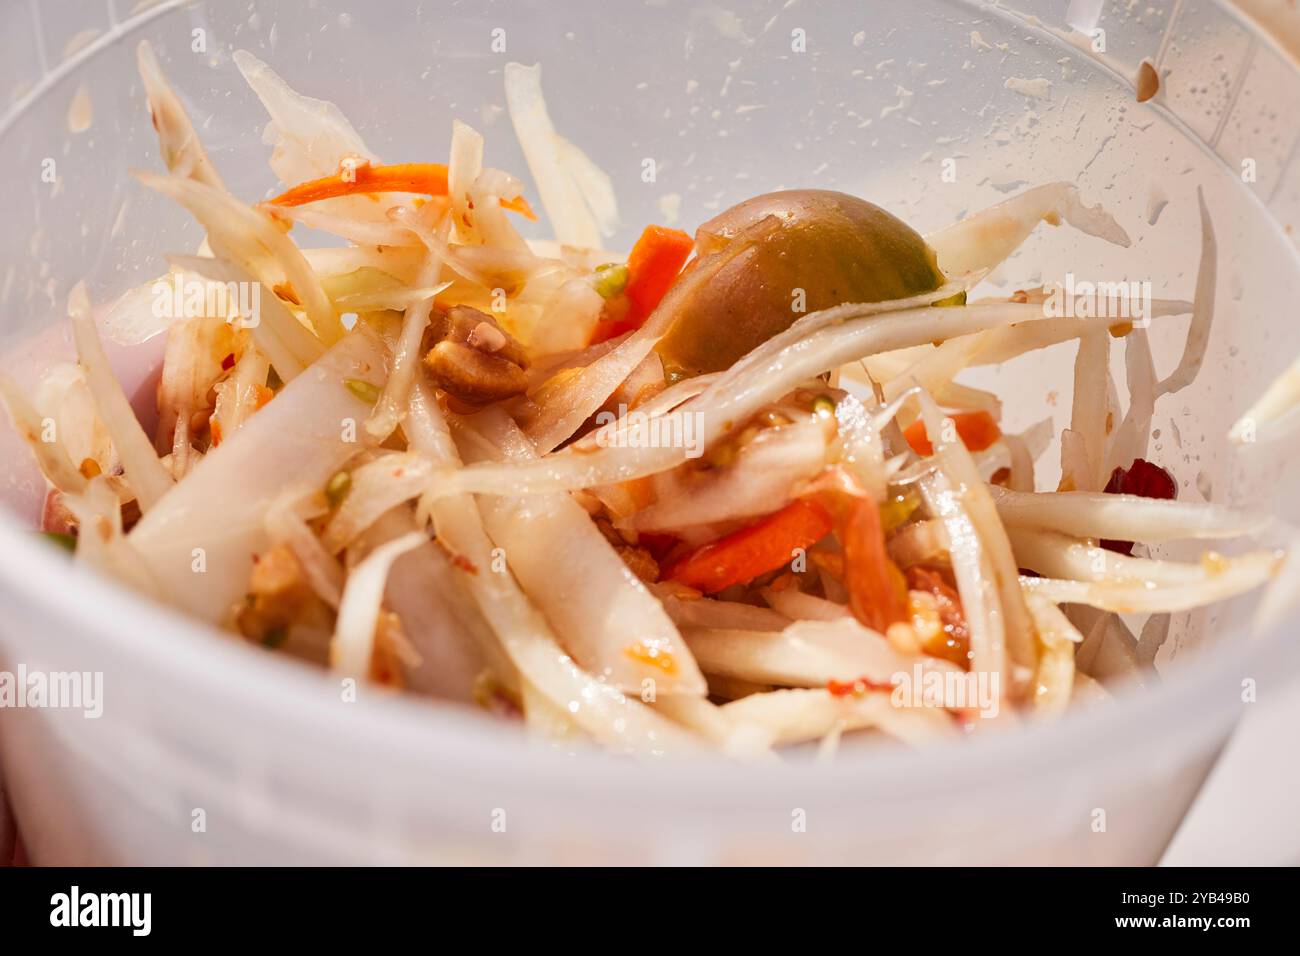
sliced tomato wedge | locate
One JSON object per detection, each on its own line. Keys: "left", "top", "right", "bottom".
{"left": 663, "top": 498, "right": 833, "bottom": 594}
{"left": 903, "top": 409, "right": 1001, "bottom": 457}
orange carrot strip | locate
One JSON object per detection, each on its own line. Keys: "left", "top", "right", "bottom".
{"left": 268, "top": 162, "right": 536, "bottom": 219}
{"left": 663, "top": 498, "right": 833, "bottom": 594}
{"left": 903, "top": 410, "right": 1001, "bottom": 457}
{"left": 624, "top": 225, "right": 694, "bottom": 324}
{"left": 589, "top": 225, "right": 694, "bottom": 344}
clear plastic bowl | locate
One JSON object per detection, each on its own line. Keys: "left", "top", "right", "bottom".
{"left": 2, "top": 0, "right": 1299, "bottom": 864}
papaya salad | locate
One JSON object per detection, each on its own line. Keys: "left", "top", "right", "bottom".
{"left": 2, "top": 43, "right": 1286, "bottom": 758}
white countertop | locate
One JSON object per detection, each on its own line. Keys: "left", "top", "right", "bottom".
{"left": 1162, "top": 676, "right": 1300, "bottom": 865}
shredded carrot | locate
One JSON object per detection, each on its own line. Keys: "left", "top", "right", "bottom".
{"left": 626, "top": 225, "right": 694, "bottom": 322}
{"left": 903, "top": 410, "right": 1001, "bottom": 457}
{"left": 267, "top": 162, "right": 537, "bottom": 219}
{"left": 590, "top": 225, "right": 694, "bottom": 343}
{"left": 663, "top": 497, "right": 833, "bottom": 594}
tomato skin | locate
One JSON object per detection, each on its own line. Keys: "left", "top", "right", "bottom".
{"left": 903, "top": 410, "right": 1001, "bottom": 457}
{"left": 906, "top": 566, "right": 971, "bottom": 667}
{"left": 841, "top": 494, "right": 909, "bottom": 634}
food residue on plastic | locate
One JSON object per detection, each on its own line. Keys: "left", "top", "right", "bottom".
{"left": 67, "top": 83, "right": 93, "bottom": 134}
{"left": 1136, "top": 59, "right": 1160, "bottom": 103}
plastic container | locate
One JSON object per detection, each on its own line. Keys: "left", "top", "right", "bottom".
{"left": 2, "top": 0, "right": 1299, "bottom": 864}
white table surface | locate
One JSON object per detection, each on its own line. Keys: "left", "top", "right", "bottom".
{"left": 1162, "top": 677, "right": 1300, "bottom": 865}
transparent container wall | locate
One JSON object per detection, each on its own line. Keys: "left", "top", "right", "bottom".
{"left": 2, "top": 0, "right": 1298, "bottom": 653}
{"left": 2, "top": 0, "right": 1300, "bottom": 868}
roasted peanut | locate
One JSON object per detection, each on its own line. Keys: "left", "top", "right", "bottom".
{"left": 423, "top": 305, "right": 529, "bottom": 404}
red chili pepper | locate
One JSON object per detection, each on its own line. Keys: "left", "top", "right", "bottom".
{"left": 1101, "top": 457, "right": 1177, "bottom": 554}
